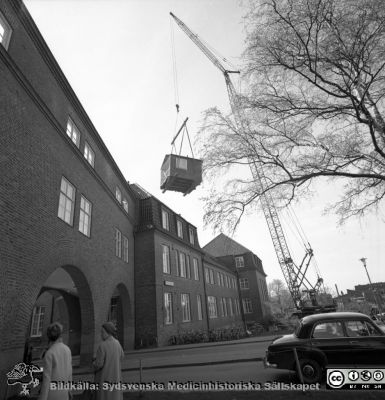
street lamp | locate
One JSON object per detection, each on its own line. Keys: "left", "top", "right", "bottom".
{"left": 359, "top": 258, "right": 383, "bottom": 317}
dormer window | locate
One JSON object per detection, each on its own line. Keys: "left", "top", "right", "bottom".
{"left": 235, "top": 256, "right": 244, "bottom": 268}
{"left": 162, "top": 209, "right": 170, "bottom": 230}
{"left": 189, "top": 226, "right": 195, "bottom": 245}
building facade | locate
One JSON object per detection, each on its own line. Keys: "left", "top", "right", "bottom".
{"left": 203, "top": 234, "right": 270, "bottom": 327}
{"left": 0, "top": 1, "right": 136, "bottom": 394}
{"left": 132, "top": 184, "right": 243, "bottom": 347}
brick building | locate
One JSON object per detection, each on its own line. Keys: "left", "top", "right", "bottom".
{"left": 131, "top": 184, "right": 243, "bottom": 347}
{"left": 0, "top": 1, "right": 136, "bottom": 394}
{"left": 203, "top": 234, "right": 270, "bottom": 327}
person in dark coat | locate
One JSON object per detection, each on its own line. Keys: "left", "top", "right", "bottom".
{"left": 93, "top": 322, "right": 124, "bottom": 400}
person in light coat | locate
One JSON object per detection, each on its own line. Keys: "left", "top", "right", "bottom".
{"left": 93, "top": 322, "right": 124, "bottom": 400}
{"left": 38, "top": 322, "right": 72, "bottom": 400}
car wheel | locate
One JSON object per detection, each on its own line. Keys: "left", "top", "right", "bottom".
{"left": 298, "top": 358, "right": 322, "bottom": 384}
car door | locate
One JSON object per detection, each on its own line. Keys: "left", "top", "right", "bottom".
{"left": 343, "top": 319, "right": 385, "bottom": 365}
{"left": 310, "top": 320, "right": 352, "bottom": 365}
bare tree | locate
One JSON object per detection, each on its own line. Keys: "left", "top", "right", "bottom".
{"left": 268, "top": 279, "right": 294, "bottom": 314}
{"left": 198, "top": 0, "right": 385, "bottom": 230}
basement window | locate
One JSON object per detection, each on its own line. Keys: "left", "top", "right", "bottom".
{"left": 0, "top": 11, "right": 12, "bottom": 50}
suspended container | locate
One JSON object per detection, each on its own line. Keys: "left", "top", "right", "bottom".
{"left": 160, "top": 117, "right": 203, "bottom": 195}
{"left": 160, "top": 154, "right": 202, "bottom": 195}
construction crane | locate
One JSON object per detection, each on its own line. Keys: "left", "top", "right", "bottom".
{"left": 170, "top": 12, "right": 335, "bottom": 316}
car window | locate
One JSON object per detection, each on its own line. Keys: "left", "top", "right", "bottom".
{"left": 312, "top": 321, "right": 344, "bottom": 338}
{"left": 345, "top": 320, "right": 379, "bottom": 337}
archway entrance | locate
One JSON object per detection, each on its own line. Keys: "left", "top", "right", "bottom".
{"left": 24, "top": 266, "right": 94, "bottom": 365}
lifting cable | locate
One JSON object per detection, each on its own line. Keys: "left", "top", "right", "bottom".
{"left": 170, "top": 16, "right": 180, "bottom": 134}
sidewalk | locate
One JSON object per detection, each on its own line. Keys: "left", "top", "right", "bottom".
{"left": 73, "top": 334, "right": 274, "bottom": 377}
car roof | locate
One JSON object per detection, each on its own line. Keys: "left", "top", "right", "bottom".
{"left": 302, "top": 312, "right": 370, "bottom": 324}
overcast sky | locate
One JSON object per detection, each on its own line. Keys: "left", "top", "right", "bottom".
{"left": 24, "top": 0, "right": 385, "bottom": 294}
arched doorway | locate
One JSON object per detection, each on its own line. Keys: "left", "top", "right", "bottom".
{"left": 107, "top": 283, "right": 132, "bottom": 350}
{"left": 24, "top": 266, "right": 94, "bottom": 366}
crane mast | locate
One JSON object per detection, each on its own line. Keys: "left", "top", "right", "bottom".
{"left": 170, "top": 12, "right": 326, "bottom": 312}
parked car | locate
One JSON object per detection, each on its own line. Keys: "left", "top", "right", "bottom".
{"left": 264, "top": 312, "right": 385, "bottom": 383}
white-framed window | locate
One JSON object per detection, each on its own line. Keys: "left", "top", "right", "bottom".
{"left": 79, "top": 195, "right": 92, "bottom": 237}
{"left": 220, "top": 273, "right": 224, "bottom": 287}
{"left": 176, "top": 157, "right": 188, "bottom": 170}
{"left": 115, "top": 187, "right": 122, "bottom": 203}
{"left": 122, "top": 199, "right": 129, "bottom": 213}
{"left": 66, "top": 117, "right": 80, "bottom": 147}
{"left": 243, "top": 298, "right": 253, "bottom": 314}
{"left": 181, "top": 293, "right": 191, "bottom": 322}
{"left": 162, "top": 245, "right": 170, "bottom": 274}
{"left": 58, "top": 176, "right": 75, "bottom": 225}
{"left": 164, "top": 292, "right": 173, "bottom": 325}
{"left": 189, "top": 227, "right": 195, "bottom": 245}
{"left": 186, "top": 255, "right": 191, "bottom": 279}
{"left": 30, "top": 306, "right": 45, "bottom": 337}
{"left": 177, "top": 220, "right": 183, "bottom": 238}
{"left": 123, "top": 236, "right": 129, "bottom": 263}
{"left": 0, "top": 11, "right": 12, "bottom": 50}
{"left": 115, "top": 228, "right": 122, "bottom": 258}
{"left": 239, "top": 278, "right": 249, "bottom": 290}
{"left": 162, "top": 209, "right": 169, "bottom": 230}
{"left": 193, "top": 258, "right": 199, "bottom": 280}
{"left": 179, "top": 252, "right": 186, "bottom": 278}
{"left": 83, "top": 142, "right": 95, "bottom": 167}
{"left": 217, "top": 272, "right": 221, "bottom": 286}
{"left": 207, "top": 296, "right": 218, "bottom": 319}
{"left": 197, "top": 295, "right": 203, "bottom": 321}
{"left": 235, "top": 256, "right": 245, "bottom": 268}
{"left": 209, "top": 269, "right": 214, "bottom": 284}
{"left": 223, "top": 297, "right": 228, "bottom": 317}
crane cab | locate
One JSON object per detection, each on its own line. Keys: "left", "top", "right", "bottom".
{"left": 160, "top": 154, "right": 202, "bottom": 195}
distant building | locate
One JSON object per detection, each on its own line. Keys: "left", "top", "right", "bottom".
{"left": 203, "top": 234, "right": 270, "bottom": 327}
{"left": 131, "top": 185, "right": 243, "bottom": 347}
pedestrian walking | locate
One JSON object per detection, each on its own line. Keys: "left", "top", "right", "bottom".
{"left": 38, "top": 322, "right": 72, "bottom": 400}
{"left": 93, "top": 322, "right": 124, "bottom": 400}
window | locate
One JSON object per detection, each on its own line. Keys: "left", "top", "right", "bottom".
{"left": 176, "top": 157, "right": 188, "bottom": 170}
{"left": 79, "top": 195, "right": 92, "bottom": 237}
{"left": 243, "top": 298, "right": 253, "bottom": 314}
{"left": 176, "top": 220, "right": 183, "bottom": 238}
{"left": 225, "top": 275, "right": 229, "bottom": 288}
{"left": 115, "top": 228, "right": 122, "bottom": 258}
{"left": 209, "top": 269, "right": 214, "bottom": 284}
{"left": 207, "top": 296, "right": 218, "bottom": 319}
{"left": 235, "top": 256, "right": 245, "bottom": 268}
{"left": 162, "top": 245, "right": 170, "bottom": 274}
{"left": 235, "top": 299, "right": 240, "bottom": 315}
{"left": 239, "top": 278, "right": 249, "bottom": 290}
{"left": 312, "top": 322, "right": 344, "bottom": 338}
{"left": 123, "top": 236, "right": 129, "bottom": 263}
{"left": 345, "top": 320, "right": 379, "bottom": 337}
{"left": 175, "top": 250, "right": 179, "bottom": 276}
{"left": 122, "top": 199, "right": 129, "bottom": 213}
{"left": 193, "top": 258, "right": 199, "bottom": 280}
{"left": 30, "top": 306, "right": 45, "bottom": 337}
{"left": 217, "top": 272, "right": 221, "bottom": 286}
{"left": 162, "top": 209, "right": 169, "bottom": 230}
{"left": 189, "top": 227, "right": 195, "bottom": 245}
{"left": 186, "top": 255, "right": 191, "bottom": 279}
{"left": 0, "top": 11, "right": 12, "bottom": 50}
{"left": 181, "top": 293, "right": 191, "bottom": 322}
{"left": 58, "top": 177, "right": 75, "bottom": 225}
{"left": 219, "top": 298, "right": 224, "bottom": 317}
{"left": 164, "top": 293, "right": 173, "bottom": 325}
{"left": 227, "top": 297, "right": 234, "bottom": 317}
{"left": 84, "top": 142, "right": 95, "bottom": 167}
{"left": 66, "top": 118, "right": 80, "bottom": 147}
{"left": 222, "top": 297, "right": 228, "bottom": 317}
{"left": 220, "top": 273, "right": 224, "bottom": 287}
{"left": 179, "top": 252, "right": 186, "bottom": 278}
{"left": 197, "top": 295, "right": 203, "bottom": 321}
{"left": 115, "top": 187, "right": 122, "bottom": 203}
{"left": 108, "top": 297, "right": 118, "bottom": 325}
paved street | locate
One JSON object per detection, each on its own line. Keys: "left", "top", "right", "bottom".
{"left": 70, "top": 336, "right": 384, "bottom": 400}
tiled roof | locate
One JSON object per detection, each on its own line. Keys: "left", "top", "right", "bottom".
{"left": 203, "top": 233, "right": 253, "bottom": 257}
{"left": 130, "top": 183, "right": 152, "bottom": 200}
